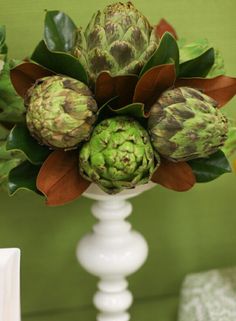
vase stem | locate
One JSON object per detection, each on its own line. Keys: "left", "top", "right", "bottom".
{"left": 77, "top": 197, "right": 148, "bottom": 321}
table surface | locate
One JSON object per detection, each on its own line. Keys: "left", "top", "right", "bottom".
{"left": 23, "top": 295, "right": 178, "bottom": 321}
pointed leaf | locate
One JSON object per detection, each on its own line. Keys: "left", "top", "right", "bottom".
{"left": 155, "top": 19, "right": 178, "bottom": 39}
{"left": 140, "top": 32, "right": 179, "bottom": 77}
{"left": 0, "top": 61, "right": 25, "bottom": 123}
{"left": 31, "top": 40, "right": 88, "bottom": 85}
{"left": 10, "top": 62, "right": 54, "bottom": 98}
{"left": 95, "top": 72, "right": 138, "bottom": 108}
{"left": 133, "top": 64, "right": 176, "bottom": 110}
{"left": 44, "top": 11, "right": 77, "bottom": 52}
{"left": 110, "top": 103, "right": 146, "bottom": 118}
{"left": 6, "top": 124, "right": 51, "bottom": 165}
{"left": 37, "top": 150, "right": 90, "bottom": 206}
{"left": 151, "top": 159, "right": 196, "bottom": 191}
{"left": 8, "top": 161, "right": 41, "bottom": 195}
{"left": 179, "top": 48, "right": 215, "bottom": 78}
{"left": 188, "top": 150, "right": 231, "bottom": 183}
{"left": 175, "top": 75, "right": 236, "bottom": 107}
{"left": 0, "top": 25, "right": 6, "bottom": 50}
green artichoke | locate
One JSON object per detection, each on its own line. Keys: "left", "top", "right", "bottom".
{"left": 148, "top": 87, "right": 228, "bottom": 161}
{"left": 79, "top": 116, "right": 156, "bottom": 194}
{"left": 75, "top": 2, "right": 159, "bottom": 83}
{"left": 25, "top": 75, "right": 98, "bottom": 149}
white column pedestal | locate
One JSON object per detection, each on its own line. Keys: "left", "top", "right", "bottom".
{"left": 77, "top": 183, "right": 155, "bottom": 321}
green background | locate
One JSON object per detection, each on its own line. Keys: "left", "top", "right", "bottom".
{"left": 0, "top": 0, "right": 236, "bottom": 320}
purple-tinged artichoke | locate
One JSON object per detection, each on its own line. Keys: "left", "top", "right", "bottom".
{"left": 148, "top": 87, "right": 228, "bottom": 161}
{"left": 25, "top": 75, "right": 98, "bottom": 150}
{"left": 75, "top": 2, "right": 159, "bottom": 83}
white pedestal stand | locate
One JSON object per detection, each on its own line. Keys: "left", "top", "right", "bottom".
{"left": 77, "top": 183, "right": 155, "bottom": 321}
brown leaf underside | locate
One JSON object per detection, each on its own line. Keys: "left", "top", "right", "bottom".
{"left": 155, "top": 19, "right": 178, "bottom": 40}
{"left": 95, "top": 72, "right": 138, "bottom": 108}
{"left": 175, "top": 76, "right": 236, "bottom": 107}
{"left": 133, "top": 64, "right": 176, "bottom": 112}
{"left": 10, "top": 62, "right": 54, "bottom": 98}
{"left": 151, "top": 159, "right": 196, "bottom": 191}
{"left": 36, "top": 150, "right": 90, "bottom": 206}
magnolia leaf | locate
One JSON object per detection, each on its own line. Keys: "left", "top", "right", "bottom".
{"left": 179, "top": 48, "right": 215, "bottom": 78}
{"left": 175, "top": 75, "right": 236, "bottom": 107}
{"left": 0, "top": 25, "right": 7, "bottom": 55}
{"left": 133, "top": 64, "right": 176, "bottom": 109}
{"left": 44, "top": 10, "right": 77, "bottom": 52}
{"left": 188, "top": 150, "right": 231, "bottom": 183}
{"left": 31, "top": 40, "right": 88, "bottom": 85}
{"left": 10, "top": 61, "right": 54, "bottom": 98}
{"left": 155, "top": 19, "right": 178, "bottom": 39}
{"left": 6, "top": 124, "right": 50, "bottom": 165}
{"left": 95, "top": 72, "right": 138, "bottom": 108}
{"left": 140, "top": 32, "right": 179, "bottom": 77}
{"left": 0, "top": 61, "right": 25, "bottom": 122}
{"left": 222, "top": 127, "right": 236, "bottom": 159}
{"left": 110, "top": 103, "right": 146, "bottom": 118}
{"left": 178, "top": 38, "right": 225, "bottom": 78}
{"left": 152, "top": 159, "right": 196, "bottom": 191}
{"left": 8, "top": 160, "right": 41, "bottom": 195}
{"left": 37, "top": 150, "right": 90, "bottom": 206}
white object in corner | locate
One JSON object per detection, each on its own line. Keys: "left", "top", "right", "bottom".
{"left": 0, "top": 248, "right": 21, "bottom": 321}
{"left": 77, "top": 182, "right": 155, "bottom": 321}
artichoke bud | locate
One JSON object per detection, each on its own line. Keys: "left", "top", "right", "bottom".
{"left": 79, "top": 116, "right": 156, "bottom": 194}
{"left": 25, "top": 75, "right": 98, "bottom": 150}
{"left": 76, "top": 2, "right": 159, "bottom": 83}
{"left": 148, "top": 87, "right": 228, "bottom": 161}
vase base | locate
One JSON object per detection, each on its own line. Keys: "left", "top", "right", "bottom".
{"left": 97, "top": 312, "right": 130, "bottom": 321}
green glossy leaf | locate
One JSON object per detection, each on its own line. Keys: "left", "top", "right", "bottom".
{"left": 178, "top": 38, "right": 225, "bottom": 78}
{"left": 207, "top": 49, "right": 225, "bottom": 78}
{"left": 44, "top": 11, "right": 77, "bottom": 52}
{"left": 0, "top": 61, "right": 25, "bottom": 123}
{"left": 188, "top": 150, "right": 231, "bottom": 183}
{"left": 31, "top": 40, "right": 88, "bottom": 84}
{"left": 6, "top": 124, "right": 51, "bottom": 165}
{"left": 8, "top": 160, "right": 41, "bottom": 195}
{"left": 111, "top": 103, "right": 146, "bottom": 118}
{"left": 179, "top": 47, "right": 215, "bottom": 78}
{"left": 0, "top": 25, "right": 6, "bottom": 50}
{"left": 140, "top": 32, "right": 179, "bottom": 77}
{"left": 97, "top": 102, "right": 146, "bottom": 122}
{"left": 222, "top": 126, "right": 236, "bottom": 159}
{"left": 0, "top": 139, "right": 24, "bottom": 191}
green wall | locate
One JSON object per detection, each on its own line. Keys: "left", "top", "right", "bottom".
{"left": 0, "top": 1, "right": 236, "bottom": 320}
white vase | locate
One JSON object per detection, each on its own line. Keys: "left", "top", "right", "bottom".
{"left": 77, "top": 182, "right": 156, "bottom": 321}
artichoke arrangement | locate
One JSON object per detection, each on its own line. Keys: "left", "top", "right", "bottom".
{"left": 1, "top": 2, "right": 236, "bottom": 205}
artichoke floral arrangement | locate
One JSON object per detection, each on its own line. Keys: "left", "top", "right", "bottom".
{"left": 1, "top": 2, "right": 236, "bottom": 206}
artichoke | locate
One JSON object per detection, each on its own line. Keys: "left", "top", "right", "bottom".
{"left": 75, "top": 2, "right": 159, "bottom": 83}
{"left": 79, "top": 116, "right": 156, "bottom": 194}
{"left": 148, "top": 87, "right": 228, "bottom": 161}
{"left": 25, "top": 75, "right": 98, "bottom": 149}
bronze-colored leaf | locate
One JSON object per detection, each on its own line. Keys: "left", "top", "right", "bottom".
{"left": 175, "top": 76, "right": 236, "bottom": 107}
{"left": 151, "top": 158, "right": 196, "bottom": 191}
{"left": 10, "top": 62, "right": 54, "bottom": 98}
{"left": 36, "top": 150, "right": 90, "bottom": 206}
{"left": 133, "top": 64, "right": 176, "bottom": 112}
{"left": 95, "top": 72, "right": 138, "bottom": 108}
{"left": 155, "top": 19, "right": 178, "bottom": 40}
